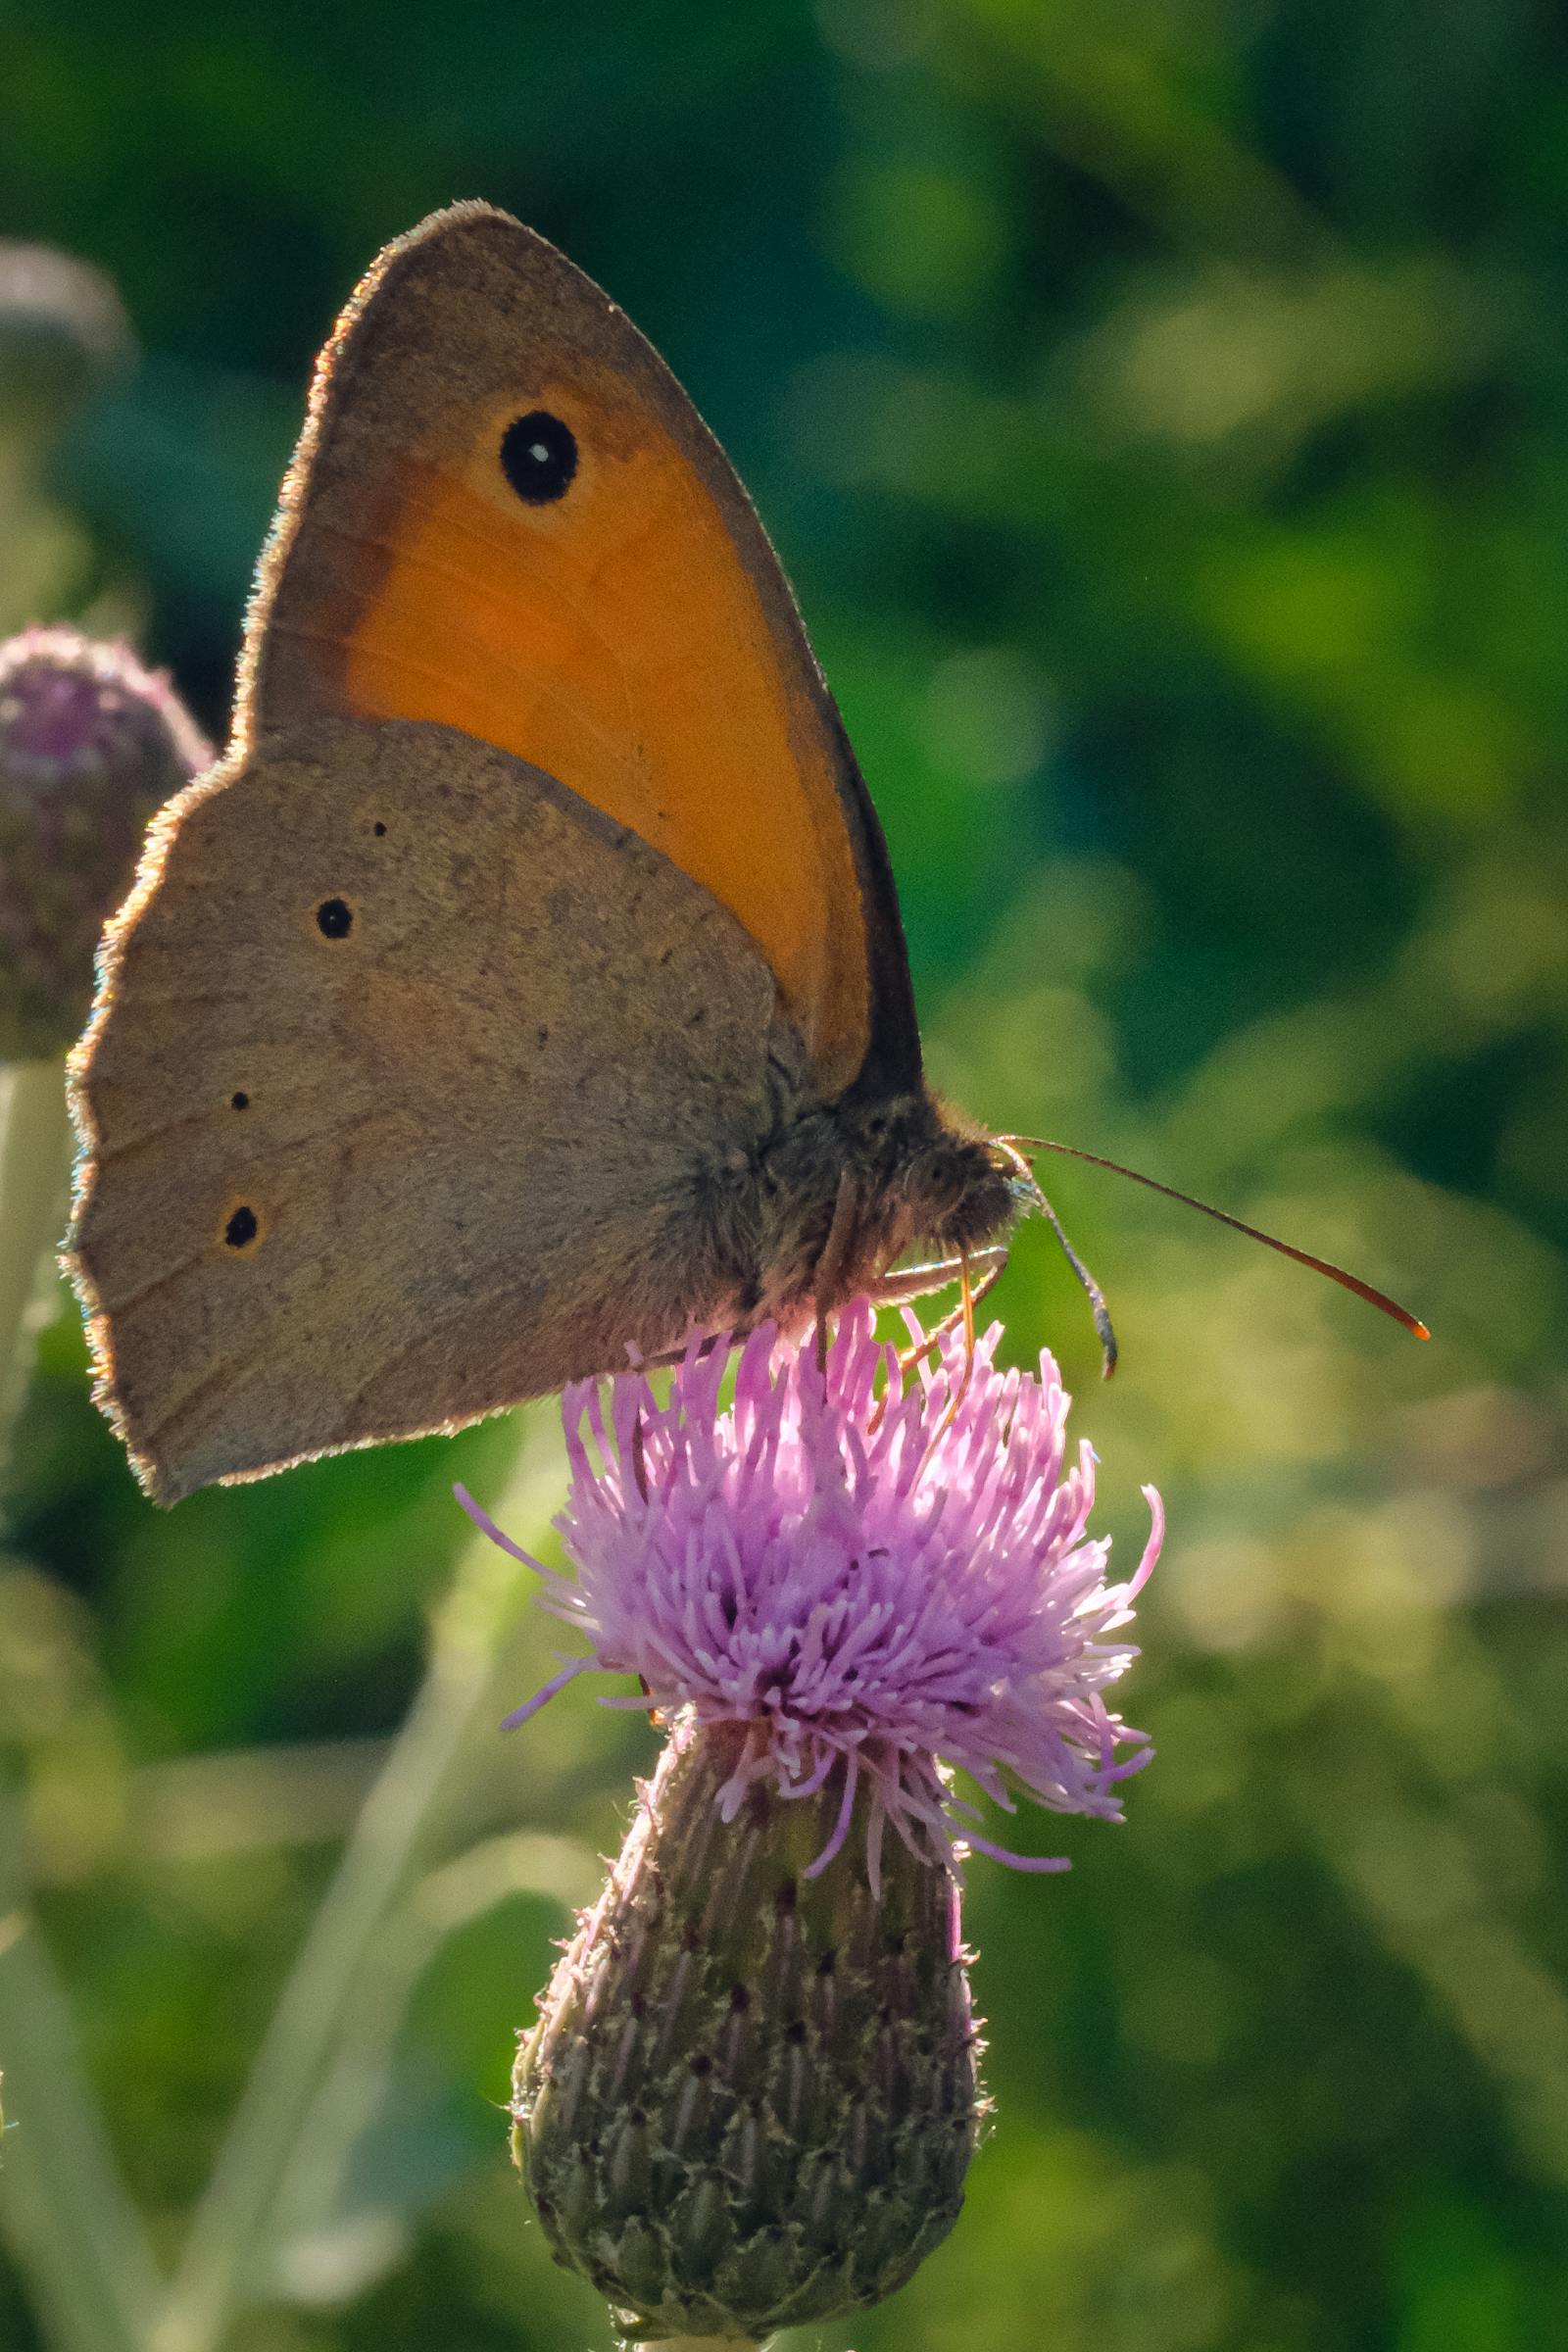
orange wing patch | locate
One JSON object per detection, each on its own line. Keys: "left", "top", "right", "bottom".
{"left": 318, "top": 370, "right": 867, "bottom": 1091}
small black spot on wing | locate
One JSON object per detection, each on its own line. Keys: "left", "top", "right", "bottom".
{"left": 223, "top": 1204, "right": 259, "bottom": 1250}
{"left": 230, "top": 1091, "right": 250, "bottom": 1110}
{"left": 317, "top": 897, "right": 353, "bottom": 938}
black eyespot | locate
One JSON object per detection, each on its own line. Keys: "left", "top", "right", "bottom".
{"left": 317, "top": 897, "right": 353, "bottom": 938}
{"left": 372, "top": 820, "right": 386, "bottom": 837}
{"left": 224, "top": 1205, "right": 259, "bottom": 1250}
{"left": 230, "top": 1091, "right": 250, "bottom": 1110}
{"left": 500, "top": 410, "right": 576, "bottom": 505}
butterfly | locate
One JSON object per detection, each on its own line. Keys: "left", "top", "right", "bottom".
{"left": 65, "top": 204, "right": 1043, "bottom": 1504}
{"left": 67, "top": 204, "right": 1424, "bottom": 1506}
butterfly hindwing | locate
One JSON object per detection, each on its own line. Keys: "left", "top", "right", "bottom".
{"left": 71, "top": 717, "right": 781, "bottom": 1501}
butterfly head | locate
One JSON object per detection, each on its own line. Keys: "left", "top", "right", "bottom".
{"left": 907, "top": 1125, "right": 1030, "bottom": 1258}
{"left": 844, "top": 1091, "right": 1023, "bottom": 1263}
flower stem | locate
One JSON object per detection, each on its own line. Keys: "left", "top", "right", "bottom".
{"left": 0, "top": 1055, "right": 74, "bottom": 1453}
{"left": 149, "top": 1411, "right": 569, "bottom": 2352}
{"left": 0, "top": 1054, "right": 166, "bottom": 2352}
{"left": 0, "top": 1895, "right": 166, "bottom": 2352}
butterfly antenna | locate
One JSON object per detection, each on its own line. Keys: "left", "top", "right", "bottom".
{"left": 999, "top": 1136, "right": 1430, "bottom": 1342}
{"left": 996, "top": 1140, "right": 1118, "bottom": 1378}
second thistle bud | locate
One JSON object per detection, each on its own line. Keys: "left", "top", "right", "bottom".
{"left": 0, "top": 242, "right": 131, "bottom": 456}
{"left": 514, "top": 1717, "right": 981, "bottom": 2342}
{"left": 0, "top": 627, "right": 209, "bottom": 1060}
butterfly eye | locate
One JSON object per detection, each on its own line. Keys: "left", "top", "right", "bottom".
{"left": 500, "top": 410, "right": 577, "bottom": 505}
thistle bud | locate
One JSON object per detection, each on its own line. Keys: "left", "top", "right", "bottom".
{"left": 0, "top": 628, "right": 209, "bottom": 1059}
{"left": 0, "top": 243, "right": 131, "bottom": 456}
{"left": 514, "top": 1715, "right": 979, "bottom": 2342}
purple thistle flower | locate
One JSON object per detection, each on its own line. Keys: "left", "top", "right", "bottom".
{"left": 463, "top": 1299, "right": 1161, "bottom": 1885}
{"left": 492, "top": 1306, "right": 1163, "bottom": 2340}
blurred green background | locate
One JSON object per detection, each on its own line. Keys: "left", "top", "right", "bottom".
{"left": 2, "top": 1, "right": 1566, "bottom": 2347}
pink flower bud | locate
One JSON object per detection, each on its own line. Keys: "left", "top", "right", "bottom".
{"left": 0, "top": 628, "right": 209, "bottom": 1060}
{"left": 0, "top": 243, "right": 131, "bottom": 454}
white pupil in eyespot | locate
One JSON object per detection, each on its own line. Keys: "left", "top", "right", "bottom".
{"left": 529, "top": 441, "right": 549, "bottom": 464}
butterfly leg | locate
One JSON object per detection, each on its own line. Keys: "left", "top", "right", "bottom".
{"left": 811, "top": 1166, "right": 866, "bottom": 1370}
{"left": 865, "top": 1243, "right": 1008, "bottom": 1310}
{"left": 893, "top": 1249, "right": 1004, "bottom": 1376}
{"left": 865, "top": 1249, "right": 1006, "bottom": 1436}
{"left": 905, "top": 1252, "right": 986, "bottom": 1464}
